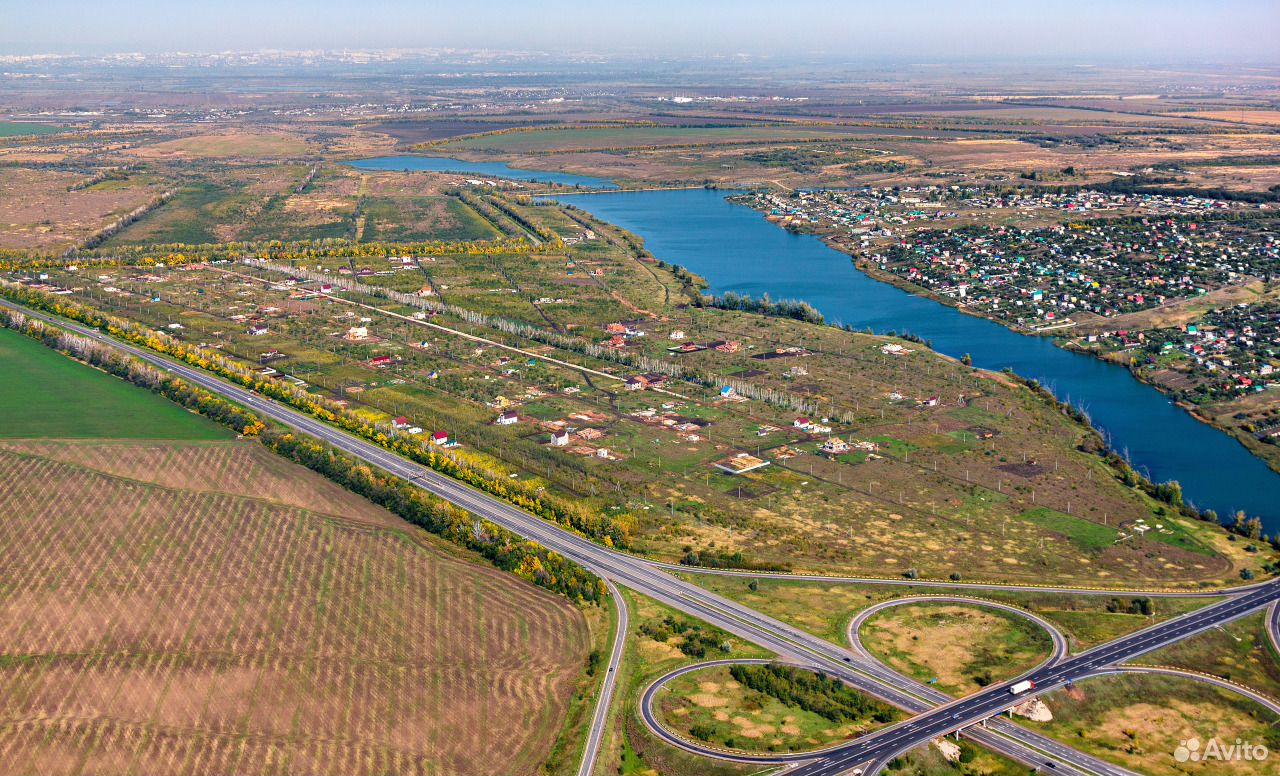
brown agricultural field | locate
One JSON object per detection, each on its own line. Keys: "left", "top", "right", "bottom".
{"left": 129, "top": 130, "right": 313, "bottom": 160}
{"left": 0, "top": 168, "right": 163, "bottom": 251}
{"left": 0, "top": 439, "right": 590, "bottom": 776}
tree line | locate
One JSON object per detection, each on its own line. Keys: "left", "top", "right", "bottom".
{"left": 0, "top": 304, "right": 605, "bottom": 604}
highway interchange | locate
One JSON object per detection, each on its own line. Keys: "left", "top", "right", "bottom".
{"left": 7, "top": 295, "right": 1280, "bottom": 776}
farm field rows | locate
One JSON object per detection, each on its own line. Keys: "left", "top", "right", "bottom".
{"left": 0, "top": 439, "right": 591, "bottom": 776}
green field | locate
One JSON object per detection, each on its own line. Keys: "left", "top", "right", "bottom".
{"left": 360, "top": 195, "right": 500, "bottom": 242}
{"left": 0, "top": 122, "right": 66, "bottom": 138}
{"left": 0, "top": 327, "right": 228, "bottom": 439}
{"left": 1020, "top": 506, "right": 1119, "bottom": 551}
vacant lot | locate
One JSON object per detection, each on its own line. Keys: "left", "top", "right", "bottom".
{"left": 1031, "top": 673, "right": 1278, "bottom": 775}
{"left": 130, "top": 131, "right": 311, "bottom": 159}
{"left": 441, "top": 125, "right": 871, "bottom": 154}
{"left": 860, "top": 602, "right": 1052, "bottom": 696}
{"left": 0, "top": 167, "right": 161, "bottom": 251}
{"left": 0, "top": 440, "right": 590, "bottom": 775}
{"left": 0, "top": 327, "right": 228, "bottom": 440}
{"left": 360, "top": 196, "right": 499, "bottom": 243}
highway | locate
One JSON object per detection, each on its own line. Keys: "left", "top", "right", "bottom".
{"left": 844, "top": 595, "right": 1069, "bottom": 665}
{"left": 783, "top": 580, "right": 1280, "bottom": 776}
{"left": 8, "top": 295, "right": 1279, "bottom": 776}
{"left": 577, "top": 579, "right": 627, "bottom": 776}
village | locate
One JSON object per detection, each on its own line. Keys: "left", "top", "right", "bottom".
{"left": 7, "top": 225, "right": 1209, "bottom": 586}
{"left": 735, "top": 183, "right": 1280, "bottom": 471}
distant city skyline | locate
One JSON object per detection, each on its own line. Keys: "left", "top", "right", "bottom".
{"left": 4, "top": 0, "right": 1278, "bottom": 62}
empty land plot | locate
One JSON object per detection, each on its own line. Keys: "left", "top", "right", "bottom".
{"left": 859, "top": 602, "right": 1053, "bottom": 696}
{"left": 129, "top": 131, "right": 312, "bottom": 160}
{"left": 1029, "top": 673, "right": 1279, "bottom": 776}
{"left": 0, "top": 167, "right": 161, "bottom": 251}
{"left": 360, "top": 196, "right": 500, "bottom": 242}
{"left": 0, "top": 327, "right": 228, "bottom": 441}
{"left": 0, "top": 440, "right": 590, "bottom": 776}
{"left": 441, "top": 126, "right": 873, "bottom": 154}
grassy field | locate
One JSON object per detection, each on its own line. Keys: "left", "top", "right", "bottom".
{"left": 0, "top": 122, "right": 66, "bottom": 137}
{"left": 360, "top": 196, "right": 500, "bottom": 242}
{"left": 653, "top": 663, "right": 901, "bottom": 753}
{"left": 679, "top": 574, "right": 1214, "bottom": 653}
{"left": 1141, "top": 611, "right": 1280, "bottom": 699}
{"left": 439, "top": 125, "right": 869, "bottom": 154}
{"left": 131, "top": 131, "right": 311, "bottom": 159}
{"left": 0, "top": 327, "right": 228, "bottom": 440}
{"left": 860, "top": 602, "right": 1053, "bottom": 696}
{"left": 1029, "top": 673, "right": 1280, "bottom": 775}
{"left": 0, "top": 438, "right": 590, "bottom": 775}
{"left": 883, "top": 740, "right": 1028, "bottom": 776}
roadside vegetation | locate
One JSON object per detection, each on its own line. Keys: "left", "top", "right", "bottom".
{"left": 1140, "top": 610, "right": 1280, "bottom": 699}
{"left": 860, "top": 602, "right": 1053, "bottom": 695}
{"left": 1029, "top": 673, "right": 1280, "bottom": 776}
{"left": 653, "top": 663, "right": 900, "bottom": 754}
{"left": 679, "top": 574, "right": 1215, "bottom": 654}
{"left": 594, "top": 589, "right": 769, "bottom": 776}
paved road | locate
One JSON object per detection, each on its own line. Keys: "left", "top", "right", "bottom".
{"left": 783, "top": 580, "right": 1280, "bottom": 776}
{"left": 844, "top": 594, "right": 1068, "bottom": 666}
{"left": 577, "top": 579, "right": 627, "bottom": 776}
{"left": 639, "top": 659, "right": 823, "bottom": 765}
{"left": 10, "top": 296, "right": 1279, "bottom": 776}
{"left": 668, "top": 562, "right": 1262, "bottom": 598}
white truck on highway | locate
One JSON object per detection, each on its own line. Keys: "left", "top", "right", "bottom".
{"left": 1009, "top": 679, "right": 1035, "bottom": 695}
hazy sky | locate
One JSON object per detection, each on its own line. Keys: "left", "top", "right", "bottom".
{"left": 4, "top": 0, "right": 1278, "bottom": 61}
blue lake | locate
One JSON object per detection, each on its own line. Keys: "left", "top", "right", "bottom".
{"left": 347, "top": 155, "right": 617, "bottom": 189}
{"left": 355, "top": 156, "right": 1280, "bottom": 527}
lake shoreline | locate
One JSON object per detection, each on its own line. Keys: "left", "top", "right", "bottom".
{"left": 351, "top": 155, "right": 1280, "bottom": 525}
{"left": 804, "top": 231, "right": 1280, "bottom": 479}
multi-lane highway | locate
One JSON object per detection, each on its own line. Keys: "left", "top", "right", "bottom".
{"left": 8, "top": 295, "right": 1279, "bottom": 776}
{"left": 843, "top": 595, "right": 1069, "bottom": 664}
{"left": 782, "top": 580, "right": 1280, "bottom": 776}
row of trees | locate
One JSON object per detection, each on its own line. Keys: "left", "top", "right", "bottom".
{"left": 704, "top": 290, "right": 826, "bottom": 325}
{"left": 264, "top": 431, "right": 605, "bottom": 602}
{"left": 0, "top": 281, "right": 634, "bottom": 550}
{"left": 0, "top": 304, "right": 604, "bottom": 604}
